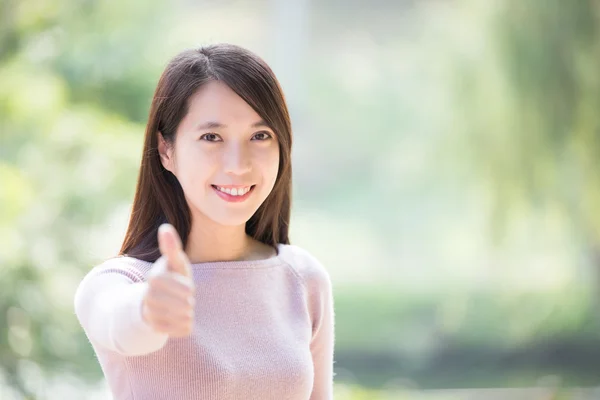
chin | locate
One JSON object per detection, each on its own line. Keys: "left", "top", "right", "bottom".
{"left": 189, "top": 195, "right": 267, "bottom": 227}
{"left": 210, "top": 215, "right": 252, "bottom": 227}
{"left": 194, "top": 206, "right": 257, "bottom": 228}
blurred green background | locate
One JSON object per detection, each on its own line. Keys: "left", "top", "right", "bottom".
{"left": 2, "top": 0, "right": 600, "bottom": 399}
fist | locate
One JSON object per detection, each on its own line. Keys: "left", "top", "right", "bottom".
{"left": 141, "top": 223, "right": 196, "bottom": 337}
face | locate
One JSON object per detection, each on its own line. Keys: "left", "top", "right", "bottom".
{"left": 158, "top": 80, "right": 280, "bottom": 227}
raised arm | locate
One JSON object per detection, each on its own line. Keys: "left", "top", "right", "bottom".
{"left": 74, "top": 265, "right": 169, "bottom": 356}
{"left": 74, "top": 224, "right": 195, "bottom": 356}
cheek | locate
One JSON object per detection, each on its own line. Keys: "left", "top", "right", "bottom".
{"left": 261, "top": 147, "right": 280, "bottom": 183}
{"left": 175, "top": 149, "right": 214, "bottom": 191}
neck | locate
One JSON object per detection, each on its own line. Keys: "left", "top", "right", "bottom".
{"left": 183, "top": 211, "right": 254, "bottom": 264}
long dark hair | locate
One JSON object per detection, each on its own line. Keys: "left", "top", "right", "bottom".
{"left": 119, "top": 44, "right": 292, "bottom": 262}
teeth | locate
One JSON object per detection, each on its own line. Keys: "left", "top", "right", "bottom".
{"left": 216, "top": 186, "right": 251, "bottom": 196}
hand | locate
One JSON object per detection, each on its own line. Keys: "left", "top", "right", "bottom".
{"left": 141, "top": 223, "right": 196, "bottom": 337}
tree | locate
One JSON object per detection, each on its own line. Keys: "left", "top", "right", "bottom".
{"left": 0, "top": 0, "right": 172, "bottom": 397}
{"left": 453, "top": 0, "right": 600, "bottom": 263}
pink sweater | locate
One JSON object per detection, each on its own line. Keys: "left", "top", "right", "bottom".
{"left": 73, "top": 243, "right": 335, "bottom": 400}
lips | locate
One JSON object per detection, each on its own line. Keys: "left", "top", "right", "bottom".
{"left": 213, "top": 185, "right": 252, "bottom": 196}
{"left": 211, "top": 185, "right": 256, "bottom": 203}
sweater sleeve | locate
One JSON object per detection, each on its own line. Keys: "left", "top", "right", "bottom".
{"left": 307, "top": 257, "right": 336, "bottom": 400}
{"left": 73, "top": 260, "right": 169, "bottom": 356}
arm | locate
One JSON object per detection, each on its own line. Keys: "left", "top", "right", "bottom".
{"left": 309, "top": 268, "right": 336, "bottom": 400}
{"left": 73, "top": 264, "right": 169, "bottom": 356}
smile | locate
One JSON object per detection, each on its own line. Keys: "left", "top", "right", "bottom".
{"left": 211, "top": 185, "right": 255, "bottom": 202}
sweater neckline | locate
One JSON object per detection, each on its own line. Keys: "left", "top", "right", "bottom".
{"left": 187, "top": 243, "right": 285, "bottom": 269}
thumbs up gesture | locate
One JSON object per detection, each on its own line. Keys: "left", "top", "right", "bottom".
{"left": 141, "top": 223, "right": 196, "bottom": 337}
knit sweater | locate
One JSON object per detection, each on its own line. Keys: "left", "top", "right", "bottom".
{"left": 73, "top": 243, "right": 335, "bottom": 400}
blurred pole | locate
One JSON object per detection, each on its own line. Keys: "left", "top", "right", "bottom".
{"left": 269, "top": 0, "right": 309, "bottom": 123}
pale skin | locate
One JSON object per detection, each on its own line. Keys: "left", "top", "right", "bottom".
{"left": 141, "top": 80, "right": 281, "bottom": 337}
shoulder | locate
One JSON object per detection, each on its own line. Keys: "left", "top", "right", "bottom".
{"left": 73, "top": 256, "right": 153, "bottom": 315}
{"left": 83, "top": 256, "right": 155, "bottom": 283}
{"left": 277, "top": 244, "right": 332, "bottom": 292}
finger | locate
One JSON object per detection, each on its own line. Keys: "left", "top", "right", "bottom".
{"left": 145, "top": 291, "right": 195, "bottom": 311}
{"left": 158, "top": 223, "right": 182, "bottom": 259}
{"left": 146, "top": 304, "right": 194, "bottom": 322}
{"left": 170, "top": 251, "right": 192, "bottom": 278}
{"left": 157, "top": 224, "right": 191, "bottom": 277}
{"left": 146, "top": 307, "right": 194, "bottom": 325}
{"left": 169, "top": 329, "right": 193, "bottom": 338}
{"left": 151, "top": 318, "right": 193, "bottom": 336}
{"left": 148, "top": 273, "right": 195, "bottom": 297}
{"left": 151, "top": 313, "right": 194, "bottom": 327}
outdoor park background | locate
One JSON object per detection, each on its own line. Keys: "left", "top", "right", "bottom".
{"left": 2, "top": 0, "right": 600, "bottom": 399}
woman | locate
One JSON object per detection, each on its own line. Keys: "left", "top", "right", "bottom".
{"left": 74, "top": 43, "right": 335, "bottom": 400}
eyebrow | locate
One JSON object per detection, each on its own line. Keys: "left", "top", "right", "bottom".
{"left": 196, "top": 120, "right": 271, "bottom": 130}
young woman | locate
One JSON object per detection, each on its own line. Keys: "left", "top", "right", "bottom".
{"left": 74, "top": 43, "right": 335, "bottom": 400}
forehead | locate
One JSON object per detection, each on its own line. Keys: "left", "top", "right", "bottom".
{"left": 185, "top": 80, "right": 261, "bottom": 124}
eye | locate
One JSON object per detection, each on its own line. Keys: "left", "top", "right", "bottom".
{"left": 199, "top": 133, "right": 222, "bottom": 142}
{"left": 251, "top": 131, "right": 273, "bottom": 141}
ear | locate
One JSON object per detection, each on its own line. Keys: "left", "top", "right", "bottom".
{"left": 157, "top": 131, "right": 175, "bottom": 173}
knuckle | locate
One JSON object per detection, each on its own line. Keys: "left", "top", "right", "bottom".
{"left": 148, "top": 277, "right": 164, "bottom": 289}
{"left": 175, "top": 276, "right": 194, "bottom": 290}
{"left": 145, "top": 295, "right": 161, "bottom": 307}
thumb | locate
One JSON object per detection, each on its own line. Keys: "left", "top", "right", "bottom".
{"left": 157, "top": 223, "right": 191, "bottom": 277}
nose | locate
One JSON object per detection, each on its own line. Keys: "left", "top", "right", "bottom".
{"left": 223, "top": 142, "right": 251, "bottom": 176}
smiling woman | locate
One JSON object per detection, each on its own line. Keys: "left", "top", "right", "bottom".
{"left": 72, "top": 43, "right": 335, "bottom": 400}
{"left": 122, "top": 45, "right": 293, "bottom": 263}
{"left": 156, "top": 79, "right": 281, "bottom": 236}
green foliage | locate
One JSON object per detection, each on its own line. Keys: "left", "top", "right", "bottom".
{"left": 0, "top": 0, "right": 175, "bottom": 396}
{"left": 334, "top": 284, "right": 600, "bottom": 352}
{"left": 452, "top": 0, "right": 600, "bottom": 244}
